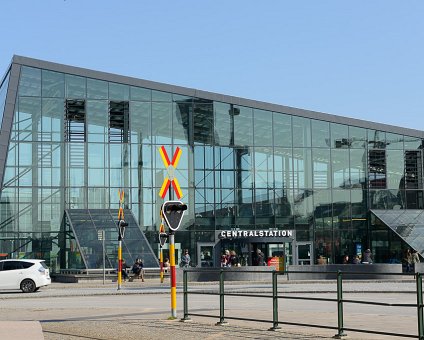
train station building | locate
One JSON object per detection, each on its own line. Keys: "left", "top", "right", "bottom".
{"left": 0, "top": 55, "right": 423, "bottom": 272}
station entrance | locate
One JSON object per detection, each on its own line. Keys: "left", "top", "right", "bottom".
{"left": 214, "top": 230, "right": 307, "bottom": 267}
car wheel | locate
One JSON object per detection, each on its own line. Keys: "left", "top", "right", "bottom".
{"left": 20, "top": 279, "right": 36, "bottom": 293}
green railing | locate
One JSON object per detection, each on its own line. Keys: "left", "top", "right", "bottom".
{"left": 181, "top": 269, "right": 424, "bottom": 339}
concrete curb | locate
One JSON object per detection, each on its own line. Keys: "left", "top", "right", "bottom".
{"left": 0, "top": 321, "right": 44, "bottom": 340}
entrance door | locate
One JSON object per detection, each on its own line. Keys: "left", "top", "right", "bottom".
{"left": 296, "top": 243, "right": 312, "bottom": 265}
{"left": 197, "top": 243, "right": 214, "bottom": 267}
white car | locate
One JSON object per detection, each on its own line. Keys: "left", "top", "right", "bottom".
{"left": 0, "top": 259, "right": 51, "bottom": 293}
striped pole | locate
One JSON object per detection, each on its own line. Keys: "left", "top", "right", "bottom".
{"left": 169, "top": 232, "right": 177, "bottom": 318}
{"left": 117, "top": 239, "right": 122, "bottom": 290}
{"left": 160, "top": 246, "right": 164, "bottom": 283}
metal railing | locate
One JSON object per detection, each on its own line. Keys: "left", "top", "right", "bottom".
{"left": 181, "top": 268, "right": 424, "bottom": 339}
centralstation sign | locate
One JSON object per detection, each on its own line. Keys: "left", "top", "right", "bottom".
{"left": 219, "top": 229, "right": 294, "bottom": 239}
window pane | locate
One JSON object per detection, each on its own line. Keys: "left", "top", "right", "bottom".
{"left": 65, "top": 74, "right": 86, "bottom": 98}
{"left": 253, "top": 109, "right": 273, "bottom": 146}
{"left": 273, "top": 113, "right": 292, "bottom": 147}
{"left": 293, "top": 117, "right": 311, "bottom": 148}
{"left": 313, "top": 148, "right": 330, "bottom": 189}
{"left": 152, "top": 90, "right": 172, "bottom": 102}
{"left": 87, "top": 78, "right": 108, "bottom": 99}
{"left": 311, "top": 120, "right": 329, "bottom": 148}
{"left": 330, "top": 123, "right": 349, "bottom": 149}
{"left": 233, "top": 106, "right": 253, "bottom": 146}
{"left": 130, "top": 101, "right": 151, "bottom": 144}
{"left": 19, "top": 66, "right": 41, "bottom": 96}
{"left": 349, "top": 126, "right": 367, "bottom": 149}
{"left": 109, "top": 82, "right": 129, "bottom": 101}
{"left": 42, "top": 70, "right": 64, "bottom": 98}
{"left": 130, "top": 86, "right": 151, "bottom": 101}
{"left": 214, "top": 102, "right": 231, "bottom": 146}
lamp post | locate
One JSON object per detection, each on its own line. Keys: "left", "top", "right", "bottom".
{"left": 97, "top": 229, "right": 105, "bottom": 285}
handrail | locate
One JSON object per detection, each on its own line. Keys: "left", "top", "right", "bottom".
{"left": 182, "top": 268, "right": 424, "bottom": 339}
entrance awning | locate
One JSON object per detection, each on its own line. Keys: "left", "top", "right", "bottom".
{"left": 65, "top": 209, "right": 159, "bottom": 270}
{"left": 371, "top": 209, "right": 424, "bottom": 255}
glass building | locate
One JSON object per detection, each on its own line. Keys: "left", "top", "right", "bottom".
{"left": 1, "top": 55, "right": 423, "bottom": 272}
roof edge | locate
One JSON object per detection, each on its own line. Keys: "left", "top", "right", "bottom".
{"left": 10, "top": 55, "right": 424, "bottom": 139}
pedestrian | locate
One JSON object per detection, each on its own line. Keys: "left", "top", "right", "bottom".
{"left": 181, "top": 249, "right": 191, "bottom": 268}
{"left": 121, "top": 259, "right": 129, "bottom": 281}
{"left": 352, "top": 255, "right": 360, "bottom": 264}
{"left": 220, "top": 254, "right": 228, "bottom": 267}
{"left": 229, "top": 250, "right": 240, "bottom": 267}
{"left": 342, "top": 255, "right": 349, "bottom": 264}
{"left": 362, "top": 249, "right": 373, "bottom": 264}
{"left": 255, "top": 249, "right": 265, "bottom": 266}
{"left": 411, "top": 249, "right": 420, "bottom": 272}
{"left": 131, "top": 258, "right": 145, "bottom": 282}
{"left": 403, "top": 249, "right": 412, "bottom": 272}
{"left": 163, "top": 258, "right": 170, "bottom": 273}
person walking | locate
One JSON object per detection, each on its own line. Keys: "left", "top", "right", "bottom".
{"left": 403, "top": 249, "right": 413, "bottom": 272}
{"left": 411, "top": 249, "right": 420, "bottom": 272}
{"left": 181, "top": 249, "right": 191, "bottom": 268}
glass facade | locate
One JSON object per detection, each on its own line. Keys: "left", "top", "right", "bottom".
{"left": 1, "top": 58, "right": 424, "bottom": 271}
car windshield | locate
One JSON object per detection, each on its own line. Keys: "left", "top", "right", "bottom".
{"left": 40, "top": 261, "right": 48, "bottom": 269}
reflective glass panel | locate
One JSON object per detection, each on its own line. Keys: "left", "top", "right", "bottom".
{"left": 233, "top": 106, "right": 253, "bottom": 146}
{"left": 385, "top": 132, "right": 404, "bottom": 150}
{"left": 404, "top": 135, "right": 423, "bottom": 150}
{"left": 42, "top": 70, "right": 64, "bottom": 98}
{"left": 292, "top": 117, "right": 311, "bottom": 147}
{"left": 350, "top": 149, "right": 367, "bottom": 188}
{"left": 65, "top": 74, "right": 86, "bottom": 98}
{"left": 253, "top": 109, "right": 273, "bottom": 146}
{"left": 349, "top": 126, "right": 367, "bottom": 149}
{"left": 86, "top": 100, "right": 108, "bottom": 143}
{"left": 151, "top": 102, "right": 172, "bottom": 144}
{"left": 18, "top": 66, "right": 41, "bottom": 96}
{"left": 109, "top": 82, "right": 129, "bottom": 101}
{"left": 87, "top": 78, "right": 108, "bottom": 99}
{"left": 274, "top": 147, "right": 292, "bottom": 189}
{"left": 273, "top": 113, "right": 292, "bottom": 147}
{"left": 214, "top": 102, "right": 231, "bottom": 146}
{"left": 313, "top": 148, "right": 330, "bottom": 189}
{"left": 152, "top": 90, "right": 172, "bottom": 102}
{"left": 386, "top": 150, "right": 404, "bottom": 189}
{"left": 332, "top": 149, "right": 349, "bottom": 189}
{"left": 130, "top": 101, "right": 151, "bottom": 144}
{"left": 293, "top": 148, "right": 312, "bottom": 189}
{"left": 130, "top": 86, "right": 151, "bottom": 101}
{"left": 311, "top": 120, "right": 330, "bottom": 148}
{"left": 330, "top": 123, "right": 349, "bottom": 149}
{"left": 368, "top": 129, "right": 386, "bottom": 149}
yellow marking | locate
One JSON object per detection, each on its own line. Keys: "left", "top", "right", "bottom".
{"left": 159, "top": 147, "right": 170, "bottom": 167}
{"left": 172, "top": 148, "right": 182, "bottom": 168}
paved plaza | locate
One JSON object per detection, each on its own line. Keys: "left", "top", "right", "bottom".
{"left": 0, "top": 279, "right": 421, "bottom": 339}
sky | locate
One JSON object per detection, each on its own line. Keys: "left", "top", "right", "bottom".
{"left": 1, "top": 1, "right": 423, "bottom": 131}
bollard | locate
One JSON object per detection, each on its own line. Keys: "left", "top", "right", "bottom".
{"left": 416, "top": 272, "right": 424, "bottom": 339}
{"left": 334, "top": 270, "right": 346, "bottom": 338}
{"left": 269, "top": 271, "right": 281, "bottom": 331}
{"left": 181, "top": 269, "right": 191, "bottom": 321}
{"left": 216, "top": 269, "right": 228, "bottom": 325}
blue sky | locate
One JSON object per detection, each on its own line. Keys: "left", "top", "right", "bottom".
{"left": 1, "top": 1, "right": 423, "bottom": 130}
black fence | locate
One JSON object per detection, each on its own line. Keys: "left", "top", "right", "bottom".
{"left": 181, "top": 268, "right": 424, "bottom": 339}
